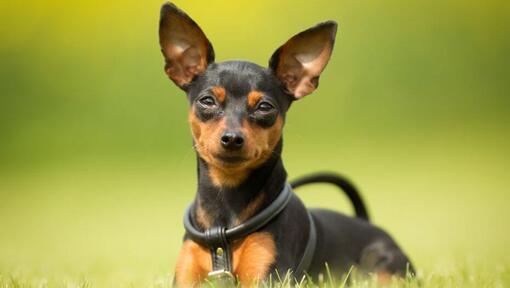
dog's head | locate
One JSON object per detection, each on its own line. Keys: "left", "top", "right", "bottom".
{"left": 159, "top": 2, "right": 337, "bottom": 187}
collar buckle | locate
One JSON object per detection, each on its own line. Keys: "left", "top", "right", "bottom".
{"left": 207, "top": 269, "right": 236, "bottom": 286}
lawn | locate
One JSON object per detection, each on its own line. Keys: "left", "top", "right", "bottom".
{"left": 1, "top": 143, "right": 509, "bottom": 287}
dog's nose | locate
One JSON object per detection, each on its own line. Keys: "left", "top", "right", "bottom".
{"left": 220, "top": 131, "right": 244, "bottom": 150}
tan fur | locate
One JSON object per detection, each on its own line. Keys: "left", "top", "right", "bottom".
{"left": 233, "top": 232, "right": 277, "bottom": 285}
{"left": 376, "top": 271, "right": 393, "bottom": 285}
{"left": 239, "top": 116, "right": 283, "bottom": 169}
{"left": 174, "top": 233, "right": 276, "bottom": 287}
{"left": 211, "top": 86, "right": 226, "bottom": 103}
{"left": 208, "top": 164, "right": 252, "bottom": 188}
{"left": 207, "top": 116, "right": 283, "bottom": 187}
{"left": 247, "top": 91, "right": 263, "bottom": 108}
{"left": 188, "top": 106, "right": 225, "bottom": 165}
{"left": 174, "top": 240, "right": 212, "bottom": 287}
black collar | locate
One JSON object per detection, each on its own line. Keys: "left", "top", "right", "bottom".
{"left": 184, "top": 184, "right": 292, "bottom": 246}
{"left": 183, "top": 183, "right": 317, "bottom": 282}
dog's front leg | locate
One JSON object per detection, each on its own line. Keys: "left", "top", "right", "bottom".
{"left": 174, "top": 240, "right": 211, "bottom": 287}
{"left": 232, "top": 232, "right": 277, "bottom": 286}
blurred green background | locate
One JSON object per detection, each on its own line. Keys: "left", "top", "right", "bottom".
{"left": 1, "top": 0, "right": 509, "bottom": 286}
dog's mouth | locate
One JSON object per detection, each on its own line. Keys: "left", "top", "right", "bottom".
{"left": 212, "top": 153, "right": 248, "bottom": 165}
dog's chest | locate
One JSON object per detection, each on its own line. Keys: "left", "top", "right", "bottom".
{"left": 174, "top": 232, "right": 276, "bottom": 286}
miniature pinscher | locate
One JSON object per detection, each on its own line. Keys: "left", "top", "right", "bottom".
{"left": 158, "top": 2, "right": 414, "bottom": 286}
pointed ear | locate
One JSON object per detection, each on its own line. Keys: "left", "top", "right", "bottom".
{"left": 159, "top": 2, "right": 215, "bottom": 89}
{"left": 269, "top": 21, "right": 337, "bottom": 99}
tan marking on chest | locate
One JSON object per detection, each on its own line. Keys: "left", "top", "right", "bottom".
{"left": 174, "top": 233, "right": 276, "bottom": 286}
{"left": 376, "top": 271, "right": 393, "bottom": 285}
{"left": 174, "top": 240, "right": 211, "bottom": 287}
{"left": 232, "top": 232, "right": 277, "bottom": 285}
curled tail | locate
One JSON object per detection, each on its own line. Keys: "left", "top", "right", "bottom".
{"left": 290, "top": 172, "right": 370, "bottom": 221}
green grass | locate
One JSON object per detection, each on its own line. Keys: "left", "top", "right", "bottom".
{"left": 1, "top": 263, "right": 509, "bottom": 287}
{"left": 1, "top": 161, "right": 509, "bottom": 287}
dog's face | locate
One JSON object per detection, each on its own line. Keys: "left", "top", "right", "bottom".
{"left": 185, "top": 62, "right": 287, "bottom": 177}
{"left": 159, "top": 3, "right": 337, "bottom": 187}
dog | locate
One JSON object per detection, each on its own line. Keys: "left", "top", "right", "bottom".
{"left": 158, "top": 2, "right": 414, "bottom": 286}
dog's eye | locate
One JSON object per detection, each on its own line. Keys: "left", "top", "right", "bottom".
{"left": 198, "top": 96, "right": 217, "bottom": 107}
{"left": 256, "top": 101, "right": 275, "bottom": 112}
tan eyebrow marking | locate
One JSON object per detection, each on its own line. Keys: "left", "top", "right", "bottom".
{"left": 211, "top": 86, "right": 226, "bottom": 103}
{"left": 247, "top": 91, "right": 264, "bottom": 108}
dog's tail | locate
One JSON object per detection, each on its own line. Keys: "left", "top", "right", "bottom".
{"left": 290, "top": 172, "right": 370, "bottom": 221}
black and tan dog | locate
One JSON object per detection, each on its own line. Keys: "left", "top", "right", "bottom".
{"left": 158, "top": 2, "right": 413, "bottom": 286}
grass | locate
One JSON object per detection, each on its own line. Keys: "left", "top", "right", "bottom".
{"left": 1, "top": 263, "right": 509, "bottom": 287}
{"left": 1, "top": 159, "right": 509, "bottom": 287}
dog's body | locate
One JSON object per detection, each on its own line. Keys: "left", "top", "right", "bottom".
{"left": 158, "top": 3, "right": 413, "bottom": 286}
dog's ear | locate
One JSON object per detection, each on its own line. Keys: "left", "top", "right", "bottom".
{"left": 159, "top": 2, "right": 215, "bottom": 89}
{"left": 269, "top": 21, "right": 337, "bottom": 99}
